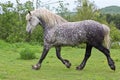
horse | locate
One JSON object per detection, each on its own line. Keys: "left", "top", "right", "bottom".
{"left": 26, "top": 8, "right": 115, "bottom": 71}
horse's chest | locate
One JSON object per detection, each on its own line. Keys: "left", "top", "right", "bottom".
{"left": 44, "top": 30, "right": 56, "bottom": 44}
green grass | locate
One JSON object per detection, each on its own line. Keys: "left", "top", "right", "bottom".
{"left": 0, "top": 41, "right": 120, "bottom": 80}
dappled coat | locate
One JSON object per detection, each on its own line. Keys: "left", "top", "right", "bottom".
{"left": 44, "top": 20, "right": 104, "bottom": 47}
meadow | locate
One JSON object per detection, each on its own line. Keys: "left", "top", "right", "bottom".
{"left": 0, "top": 40, "right": 120, "bottom": 80}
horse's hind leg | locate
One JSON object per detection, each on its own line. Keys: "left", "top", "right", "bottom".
{"left": 76, "top": 43, "right": 92, "bottom": 70}
{"left": 94, "top": 44, "right": 116, "bottom": 71}
{"left": 56, "top": 46, "right": 71, "bottom": 68}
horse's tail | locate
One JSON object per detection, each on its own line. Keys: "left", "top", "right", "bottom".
{"left": 102, "top": 24, "right": 111, "bottom": 49}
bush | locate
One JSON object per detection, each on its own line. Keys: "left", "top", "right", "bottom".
{"left": 19, "top": 48, "right": 36, "bottom": 60}
{"left": 109, "top": 23, "right": 120, "bottom": 42}
{"left": 111, "top": 42, "right": 120, "bottom": 49}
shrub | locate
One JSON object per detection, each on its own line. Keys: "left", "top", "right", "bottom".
{"left": 111, "top": 42, "right": 120, "bottom": 49}
{"left": 19, "top": 48, "right": 36, "bottom": 60}
{"left": 109, "top": 23, "right": 120, "bottom": 42}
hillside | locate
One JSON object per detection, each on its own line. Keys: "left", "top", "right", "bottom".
{"left": 100, "top": 6, "right": 120, "bottom": 14}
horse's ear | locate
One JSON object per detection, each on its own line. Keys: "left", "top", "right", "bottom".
{"left": 28, "top": 11, "right": 31, "bottom": 15}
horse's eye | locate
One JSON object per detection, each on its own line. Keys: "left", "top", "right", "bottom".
{"left": 28, "top": 18, "right": 31, "bottom": 21}
{"left": 29, "top": 17, "right": 32, "bottom": 22}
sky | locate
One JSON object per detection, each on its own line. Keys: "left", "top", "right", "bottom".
{"left": 0, "top": 0, "right": 120, "bottom": 11}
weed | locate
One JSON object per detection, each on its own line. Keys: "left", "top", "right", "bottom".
{"left": 19, "top": 48, "right": 36, "bottom": 60}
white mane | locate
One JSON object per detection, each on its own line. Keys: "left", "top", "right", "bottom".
{"left": 26, "top": 8, "right": 68, "bottom": 27}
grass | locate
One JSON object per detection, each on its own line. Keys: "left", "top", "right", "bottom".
{"left": 0, "top": 40, "right": 120, "bottom": 80}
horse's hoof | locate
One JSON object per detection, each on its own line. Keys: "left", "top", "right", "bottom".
{"left": 76, "top": 66, "right": 84, "bottom": 70}
{"left": 108, "top": 59, "right": 116, "bottom": 71}
{"left": 110, "top": 64, "right": 116, "bottom": 71}
{"left": 64, "top": 59, "right": 71, "bottom": 68}
{"left": 32, "top": 64, "right": 41, "bottom": 70}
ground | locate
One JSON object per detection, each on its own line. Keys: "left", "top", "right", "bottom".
{"left": 0, "top": 41, "right": 120, "bottom": 80}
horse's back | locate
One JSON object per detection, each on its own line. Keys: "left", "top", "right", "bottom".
{"left": 59, "top": 20, "right": 104, "bottom": 44}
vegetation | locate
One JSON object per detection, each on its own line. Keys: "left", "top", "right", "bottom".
{"left": 19, "top": 47, "right": 36, "bottom": 60}
{"left": 100, "top": 6, "right": 120, "bottom": 29}
{"left": 0, "top": 40, "right": 120, "bottom": 80}
{"left": 105, "top": 14, "right": 120, "bottom": 29}
{"left": 75, "top": 0, "right": 99, "bottom": 20}
{"left": 100, "top": 6, "right": 120, "bottom": 14}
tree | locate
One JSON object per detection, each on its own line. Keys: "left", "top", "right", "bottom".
{"left": 0, "top": 1, "right": 30, "bottom": 42}
{"left": 75, "top": 0, "right": 98, "bottom": 21}
{"left": 0, "top": 1, "right": 14, "bottom": 12}
{"left": 0, "top": 1, "right": 16, "bottom": 40}
{"left": 53, "top": 0, "right": 70, "bottom": 20}
{"left": 109, "top": 23, "right": 120, "bottom": 42}
{"left": 23, "top": 1, "right": 34, "bottom": 11}
{"left": 106, "top": 14, "right": 120, "bottom": 29}
{"left": 36, "top": 0, "right": 41, "bottom": 9}
{"left": 113, "top": 14, "right": 120, "bottom": 29}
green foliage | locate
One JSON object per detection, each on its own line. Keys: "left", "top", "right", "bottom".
{"left": 0, "top": 1, "right": 36, "bottom": 43}
{"left": 111, "top": 42, "right": 120, "bottom": 49}
{"left": 109, "top": 23, "right": 120, "bottom": 42}
{"left": 23, "top": 1, "right": 34, "bottom": 11}
{"left": 0, "top": 11, "right": 27, "bottom": 42}
{"left": 53, "top": 0, "right": 71, "bottom": 20}
{"left": 29, "top": 26, "right": 44, "bottom": 45}
{"left": 106, "top": 14, "right": 120, "bottom": 29}
{"left": 0, "top": 40, "right": 11, "bottom": 48}
{"left": 0, "top": 1, "right": 14, "bottom": 12}
{"left": 100, "top": 6, "right": 120, "bottom": 15}
{"left": 75, "top": 0, "right": 98, "bottom": 21}
{"left": 19, "top": 47, "right": 36, "bottom": 60}
{"left": 113, "top": 14, "right": 120, "bottom": 29}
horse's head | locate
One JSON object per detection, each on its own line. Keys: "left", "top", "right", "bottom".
{"left": 26, "top": 8, "right": 67, "bottom": 33}
{"left": 26, "top": 11, "right": 41, "bottom": 33}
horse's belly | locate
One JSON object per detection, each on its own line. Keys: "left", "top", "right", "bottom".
{"left": 54, "top": 36, "right": 85, "bottom": 46}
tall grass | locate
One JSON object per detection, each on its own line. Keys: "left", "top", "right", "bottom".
{"left": 19, "top": 47, "right": 36, "bottom": 60}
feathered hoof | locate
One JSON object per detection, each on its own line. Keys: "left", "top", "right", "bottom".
{"left": 64, "top": 59, "right": 71, "bottom": 68}
{"left": 32, "top": 64, "right": 41, "bottom": 70}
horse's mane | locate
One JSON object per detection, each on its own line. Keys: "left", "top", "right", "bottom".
{"left": 30, "top": 8, "right": 68, "bottom": 27}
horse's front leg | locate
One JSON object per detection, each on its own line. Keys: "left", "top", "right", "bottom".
{"left": 76, "top": 43, "right": 92, "bottom": 70}
{"left": 56, "top": 46, "right": 71, "bottom": 68}
{"left": 32, "top": 46, "right": 50, "bottom": 70}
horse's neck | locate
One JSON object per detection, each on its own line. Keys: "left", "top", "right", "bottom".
{"left": 38, "top": 14, "right": 67, "bottom": 29}
{"left": 37, "top": 14, "right": 68, "bottom": 31}
{"left": 43, "top": 26, "right": 55, "bottom": 39}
